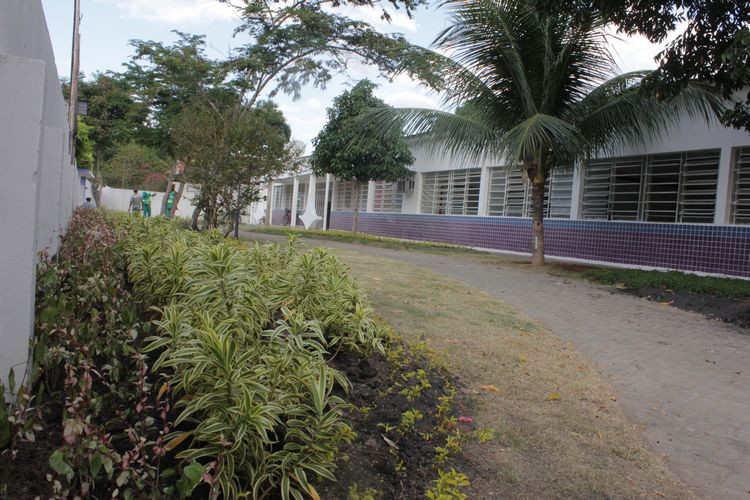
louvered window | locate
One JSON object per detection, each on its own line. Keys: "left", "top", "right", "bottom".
{"left": 315, "top": 181, "right": 326, "bottom": 215}
{"left": 296, "top": 182, "right": 307, "bottom": 213}
{"left": 372, "top": 181, "right": 404, "bottom": 213}
{"left": 421, "top": 169, "right": 481, "bottom": 215}
{"left": 487, "top": 167, "right": 571, "bottom": 218}
{"left": 678, "top": 150, "right": 720, "bottom": 223}
{"left": 272, "top": 185, "right": 284, "bottom": 210}
{"left": 547, "top": 169, "right": 574, "bottom": 218}
{"left": 281, "top": 184, "right": 293, "bottom": 210}
{"left": 732, "top": 147, "right": 750, "bottom": 223}
{"left": 334, "top": 181, "right": 368, "bottom": 211}
{"left": 644, "top": 154, "right": 681, "bottom": 221}
{"left": 582, "top": 150, "right": 719, "bottom": 222}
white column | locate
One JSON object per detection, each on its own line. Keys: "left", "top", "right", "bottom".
{"left": 290, "top": 177, "right": 300, "bottom": 227}
{"left": 305, "top": 173, "right": 317, "bottom": 214}
{"left": 0, "top": 55, "right": 46, "bottom": 391}
{"left": 478, "top": 166, "right": 491, "bottom": 216}
{"left": 414, "top": 172, "right": 425, "bottom": 214}
{"left": 714, "top": 146, "right": 734, "bottom": 224}
{"left": 570, "top": 161, "right": 585, "bottom": 219}
{"left": 366, "top": 180, "right": 375, "bottom": 212}
{"left": 323, "top": 174, "right": 331, "bottom": 230}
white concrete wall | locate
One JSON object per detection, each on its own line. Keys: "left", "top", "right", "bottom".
{"left": 100, "top": 185, "right": 268, "bottom": 224}
{"left": 1, "top": 0, "right": 78, "bottom": 392}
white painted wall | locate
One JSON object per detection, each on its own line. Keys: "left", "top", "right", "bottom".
{"left": 100, "top": 185, "right": 268, "bottom": 224}
{"left": 1, "top": 0, "right": 78, "bottom": 392}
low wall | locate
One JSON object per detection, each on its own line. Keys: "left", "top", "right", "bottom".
{"left": 329, "top": 212, "right": 750, "bottom": 278}
{"left": 100, "top": 186, "right": 198, "bottom": 217}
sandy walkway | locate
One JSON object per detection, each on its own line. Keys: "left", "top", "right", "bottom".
{"left": 244, "top": 232, "right": 750, "bottom": 499}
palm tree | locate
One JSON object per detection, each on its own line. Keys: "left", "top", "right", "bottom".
{"left": 374, "top": 0, "right": 724, "bottom": 265}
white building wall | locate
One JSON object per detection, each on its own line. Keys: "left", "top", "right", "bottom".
{"left": 1, "top": 0, "right": 78, "bottom": 393}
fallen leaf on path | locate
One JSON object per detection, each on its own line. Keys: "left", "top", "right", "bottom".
{"left": 547, "top": 392, "right": 561, "bottom": 401}
{"left": 445, "top": 340, "right": 460, "bottom": 344}
{"left": 517, "top": 354, "right": 527, "bottom": 363}
{"left": 654, "top": 491, "right": 666, "bottom": 498}
{"left": 479, "top": 385, "right": 500, "bottom": 392}
{"left": 372, "top": 277, "right": 381, "bottom": 281}
{"left": 610, "top": 396, "right": 617, "bottom": 401}
{"left": 382, "top": 435, "right": 399, "bottom": 450}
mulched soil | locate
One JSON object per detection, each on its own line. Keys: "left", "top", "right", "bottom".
{"left": 626, "top": 287, "right": 750, "bottom": 330}
{"left": 0, "top": 401, "right": 61, "bottom": 500}
{"left": 319, "top": 344, "right": 476, "bottom": 499}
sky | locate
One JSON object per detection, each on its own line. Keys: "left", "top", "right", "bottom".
{"left": 41, "top": 0, "right": 673, "bottom": 150}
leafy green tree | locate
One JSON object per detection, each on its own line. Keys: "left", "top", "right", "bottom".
{"left": 74, "top": 117, "right": 95, "bottom": 169}
{"left": 545, "top": 0, "right": 750, "bottom": 130}
{"left": 224, "top": 0, "right": 427, "bottom": 109}
{"left": 123, "top": 32, "right": 230, "bottom": 156}
{"left": 373, "top": 0, "right": 722, "bottom": 265}
{"left": 105, "top": 143, "right": 170, "bottom": 189}
{"left": 63, "top": 73, "right": 148, "bottom": 202}
{"left": 172, "top": 98, "right": 293, "bottom": 233}
{"left": 311, "top": 80, "right": 414, "bottom": 233}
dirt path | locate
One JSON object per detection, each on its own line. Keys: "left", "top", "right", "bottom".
{"left": 244, "top": 232, "right": 750, "bottom": 499}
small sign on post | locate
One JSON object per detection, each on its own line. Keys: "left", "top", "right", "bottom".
{"left": 76, "top": 101, "right": 88, "bottom": 116}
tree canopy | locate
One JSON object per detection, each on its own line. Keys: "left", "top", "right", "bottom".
{"left": 544, "top": 0, "right": 750, "bottom": 131}
{"left": 311, "top": 80, "right": 414, "bottom": 231}
{"left": 173, "top": 98, "right": 293, "bottom": 232}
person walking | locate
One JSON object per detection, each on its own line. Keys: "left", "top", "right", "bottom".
{"left": 141, "top": 191, "right": 153, "bottom": 217}
{"left": 128, "top": 189, "right": 143, "bottom": 214}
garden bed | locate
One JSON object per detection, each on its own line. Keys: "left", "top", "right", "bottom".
{"left": 567, "top": 266, "right": 750, "bottom": 329}
{"left": 0, "top": 211, "right": 472, "bottom": 499}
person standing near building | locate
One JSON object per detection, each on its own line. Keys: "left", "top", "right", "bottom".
{"left": 128, "top": 189, "right": 143, "bottom": 214}
{"left": 141, "top": 191, "right": 153, "bottom": 217}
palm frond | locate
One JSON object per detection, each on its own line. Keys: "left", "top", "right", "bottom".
{"left": 500, "top": 113, "right": 582, "bottom": 163}
{"left": 361, "top": 106, "right": 504, "bottom": 162}
{"left": 572, "top": 74, "right": 726, "bottom": 156}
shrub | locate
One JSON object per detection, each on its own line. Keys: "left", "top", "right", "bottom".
{"left": 123, "top": 217, "right": 388, "bottom": 498}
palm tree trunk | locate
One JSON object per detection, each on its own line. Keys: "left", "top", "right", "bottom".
{"left": 352, "top": 184, "right": 361, "bottom": 234}
{"left": 531, "top": 178, "right": 545, "bottom": 266}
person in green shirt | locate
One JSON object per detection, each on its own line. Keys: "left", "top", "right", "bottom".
{"left": 165, "top": 186, "right": 176, "bottom": 218}
{"left": 141, "top": 191, "right": 154, "bottom": 217}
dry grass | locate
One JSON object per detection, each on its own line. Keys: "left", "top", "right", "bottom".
{"left": 329, "top": 247, "right": 695, "bottom": 499}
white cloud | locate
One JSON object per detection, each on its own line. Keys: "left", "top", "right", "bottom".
{"left": 96, "top": 0, "right": 236, "bottom": 25}
{"left": 381, "top": 91, "right": 438, "bottom": 109}
{"left": 324, "top": 4, "right": 417, "bottom": 32}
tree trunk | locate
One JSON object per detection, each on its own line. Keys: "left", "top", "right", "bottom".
{"left": 191, "top": 204, "right": 202, "bottom": 230}
{"left": 161, "top": 161, "right": 176, "bottom": 215}
{"left": 530, "top": 177, "right": 545, "bottom": 266}
{"left": 352, "top": 183, "right": 361, "bottom": 234}
{"left": 265, "top": 179, "right": 272, "bottom": 226}
{"left": 92, "top": 148, "right": 102, "bottom": 206}
{"left": 168, "top": 181, "right": 185, "bottom": 218}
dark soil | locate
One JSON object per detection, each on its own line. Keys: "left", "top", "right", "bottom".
{"left": 320, "top": 343, "right": 476, "bottom": 499}
{"left": 554, "top": 263, "right": 750, "bottom": 330}
{"left": 0, "top": 402, "right": 62, "bottom": 500}
{"left": 627, "top": 287, "right": 750, "bottom": 330}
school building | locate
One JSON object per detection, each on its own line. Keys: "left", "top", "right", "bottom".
{"left": 269, "top": 112, "right": 750, "bottom": 278}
